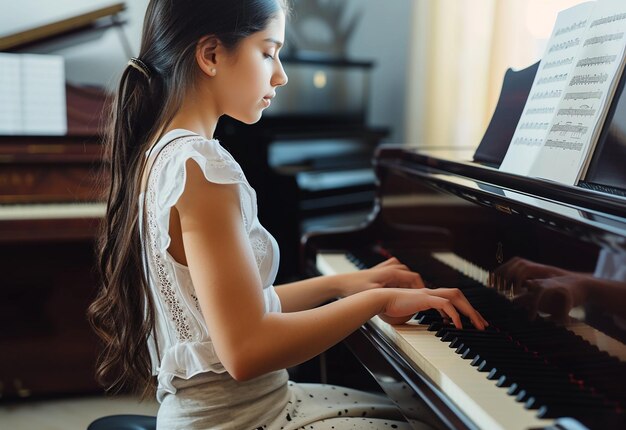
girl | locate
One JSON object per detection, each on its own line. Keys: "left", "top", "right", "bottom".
{"left": 88, "top": 1, "right": 488, "bottom": 429}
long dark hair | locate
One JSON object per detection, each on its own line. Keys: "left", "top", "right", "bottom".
{"left": 88, "top": 0, "right": 288, "bottom": 398}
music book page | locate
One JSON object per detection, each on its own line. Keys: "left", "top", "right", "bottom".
{"left": 22, "top": 54, "right": 67, "bottom": 135}
{"left": 0, "top": 53, "right": 66, "bottom": 135}
{"left": 0, "top": 53, "right": 22, "bottom": 134}
{"left": 500, "top": 0, "right": 626, "bottom": 185}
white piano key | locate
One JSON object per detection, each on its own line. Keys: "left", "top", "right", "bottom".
{"left": 316, "top": 253, "right": 360, "bottom": 276}
{"left": 0, "top": 202, "right": 106, "bottom": 220}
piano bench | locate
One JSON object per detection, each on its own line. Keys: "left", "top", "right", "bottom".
{"left": 87, "top": 414, "right": 156, "bottom": 430}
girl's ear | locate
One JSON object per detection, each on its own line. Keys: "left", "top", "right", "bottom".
{"left": 196, "top": 35, "right": 220, "bottom": 77}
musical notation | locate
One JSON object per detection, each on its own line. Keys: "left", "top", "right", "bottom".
{"left": 563, "top": 90, "right": 602, "bottom": 100}
{"left": 549, "top": 38, "right": 581, "bottom": 53}
{"left": 536, "top": 74, "right": 569, "bottom": 85}
{"left": 544, "top": 139, "right": 584, "bottom": 151}
{"left": 590, "top": 12, "right": 626, "bottom": 27}
{"left": 543, "top": 57, "right": 574, "bottom": 70}
{"left": 531, "top": 90, "right": 562, "bottom": 100}
{"left": 519, "top": 122, "right": 550, "bottom": 130}
{"left": 512, "top": 137, "right": 543, "bottom": 147}
{"left": 550, "top": 123, "right": 588, "bottom": 135}
{"left": 525, "top": 107, "right": 555, "bottom": 115}
{"left": 557, "top": 106, "right": 597, "bottom": 116}
{"left": 584, "top": 32, "right": 624, "bottom": 46}
{"left": 577, "top": 54, "right": 617, "bottom": 66}
{"left": 570, "top": 73, "right": 609, "bottom": 85}
{"left": 555, "top": 20, "right": 588, "bottom": 36}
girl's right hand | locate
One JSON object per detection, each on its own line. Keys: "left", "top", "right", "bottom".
{"left": 378, "top": 287, "right": 489, "bottom": 330}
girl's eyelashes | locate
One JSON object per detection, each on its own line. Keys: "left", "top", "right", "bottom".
{"left": 264, "top": 53, "right": 275, "bottom": 60}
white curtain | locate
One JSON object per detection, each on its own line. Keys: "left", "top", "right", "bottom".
{"left": 405, "top": 0, "right": 589, "bottom": 149}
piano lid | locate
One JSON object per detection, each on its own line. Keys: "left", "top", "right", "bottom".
{"left": 374, "top": 145, "right": 626, "bottom": 254}
{"left": 0, "top": 1, "right": 125, "bottom": 52}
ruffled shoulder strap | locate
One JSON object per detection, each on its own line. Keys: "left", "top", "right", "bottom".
{"left": 144, "top": 132, "right": 256, "bottom": 259}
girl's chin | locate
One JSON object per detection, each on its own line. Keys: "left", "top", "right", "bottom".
{"left": 233, "top": 111, "right": 264, "bottom": 125}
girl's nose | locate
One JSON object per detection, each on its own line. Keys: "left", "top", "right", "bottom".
{"left": 273, "top": 63, "right": 288, "bottom": 87}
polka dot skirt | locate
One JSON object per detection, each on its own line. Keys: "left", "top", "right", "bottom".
{"left": 257, "top": 382, "right": 414, "bottom": 430}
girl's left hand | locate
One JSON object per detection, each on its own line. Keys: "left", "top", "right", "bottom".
{"left": 338, "top": 257, "right": 425, "bottom": 298}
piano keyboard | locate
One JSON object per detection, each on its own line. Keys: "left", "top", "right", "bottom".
{"left": 317, "top": 251, "right": 626, "bottom": 430}
{"left": 0, "top": 202, "right": 106, "bottom": 220}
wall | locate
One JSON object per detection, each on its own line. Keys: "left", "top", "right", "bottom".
{"left": 343, "top": 0, "right": 412, "bottom": 143}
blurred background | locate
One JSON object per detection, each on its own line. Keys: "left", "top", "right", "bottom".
{"left": 1, "top": 0, "right": 589, "bottom": 146}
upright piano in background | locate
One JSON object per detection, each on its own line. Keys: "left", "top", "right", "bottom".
{"left": 0, "top": 86, "right": 109, "bottom": 400}
{"left": 0, "top": 4, "right": 120, "bottom": 400}
{"left": 303, "top": 62, "right": 626, "bottom": 429}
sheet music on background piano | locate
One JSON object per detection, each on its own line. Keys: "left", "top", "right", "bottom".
{"left": 0, "top": 53, "right": 67, "bottom": 135}
{"left": 500, "top": 0, "right": 626, "bottom": 185}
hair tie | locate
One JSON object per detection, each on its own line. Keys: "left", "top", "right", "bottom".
{"left": 127, "top": 57, "right": 152, "bottom": 81}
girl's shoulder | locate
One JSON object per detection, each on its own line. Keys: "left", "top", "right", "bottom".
{"left": 150, "top": 129, "right": 239, "bottom": 171}
{"left": 151, "top": 129, "right": 222, "bottom": 160}
{"left": 149, "top": 129, "right": 245, "bottom": 188}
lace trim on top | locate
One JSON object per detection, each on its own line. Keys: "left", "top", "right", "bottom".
{"left": 145, "top": 139, "right": 201, "bottom": 341}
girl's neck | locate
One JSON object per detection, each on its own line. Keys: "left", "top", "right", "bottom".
{"left": 166, "top": 93, "right": 220, "bottom": 140}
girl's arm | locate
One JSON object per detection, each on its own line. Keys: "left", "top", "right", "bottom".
{"left": 177, "top": 161, "right": 486, "bottom": 381}
{"left": 275, "top": 259, "right": 425, "bottom": 313}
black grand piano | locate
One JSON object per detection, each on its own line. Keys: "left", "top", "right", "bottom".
{"left": 303, "top": 61, "right": 626, "bottom": 430}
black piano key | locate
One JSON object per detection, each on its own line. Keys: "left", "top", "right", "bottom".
{"left": 536, "top": 403, "right": 622, "bottom": 419}
{"left": 524, "top": 393, "right": 611, "bottom": 409}
{"left": 438, "top": 327, "right": 504, "bottom": 340}
{"left": 483, "top": 363, "right": 566, "bottom": 382}
{"left": 518, "top": 387, "right": 606, "bottom": 406}
{"left": 506, "top": 379, "right": 581, "bottom": 396}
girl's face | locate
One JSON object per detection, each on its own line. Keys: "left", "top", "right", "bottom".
{"left": 213, "top": 11, "right": 288, "bottom": 124}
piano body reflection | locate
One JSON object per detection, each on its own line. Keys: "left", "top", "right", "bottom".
{"left": 303, "top": 63, "right": 626, "bottom": 430}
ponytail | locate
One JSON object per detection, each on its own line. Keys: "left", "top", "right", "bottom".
{"left": 88, "top": 61, "right": 165, "bottom": 397}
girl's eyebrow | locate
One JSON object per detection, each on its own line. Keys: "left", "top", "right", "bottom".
{"left": 264, "top": 38, "right": 283, "bottom": 48}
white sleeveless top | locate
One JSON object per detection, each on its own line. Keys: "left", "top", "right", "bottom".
{"left": 140, "top": 129, "right": 283, "bottom": 401}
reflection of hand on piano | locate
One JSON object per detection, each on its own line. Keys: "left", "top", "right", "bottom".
{"left": 522, "top": 274, "right": 626, "bottom": 321}
{"left": 494, "top": 256, "right": 581, "bottom": 290}
{"left": 513, "top": 274, "right": 591, "bottom": 321}
{"left": 495, "top": 257, "right": 626, "bottom": 321}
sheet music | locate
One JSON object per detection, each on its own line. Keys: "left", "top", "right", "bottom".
{"left": 500, "top": 2, "right": 594, "bottom": 176}
{"left": 0, "top": 53, "right": 22, "bottom": 134}
{"left": 0, "top": 53, "right": 66, "bottom": 136}
{"left": 501, "top": 0, "right": 626, "bottom": 185}
{"left": 529, "top": 0, "right": 626, "bottom": 184}
{"left": 21, "top": 54, "right": 67, "bottom": 135}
